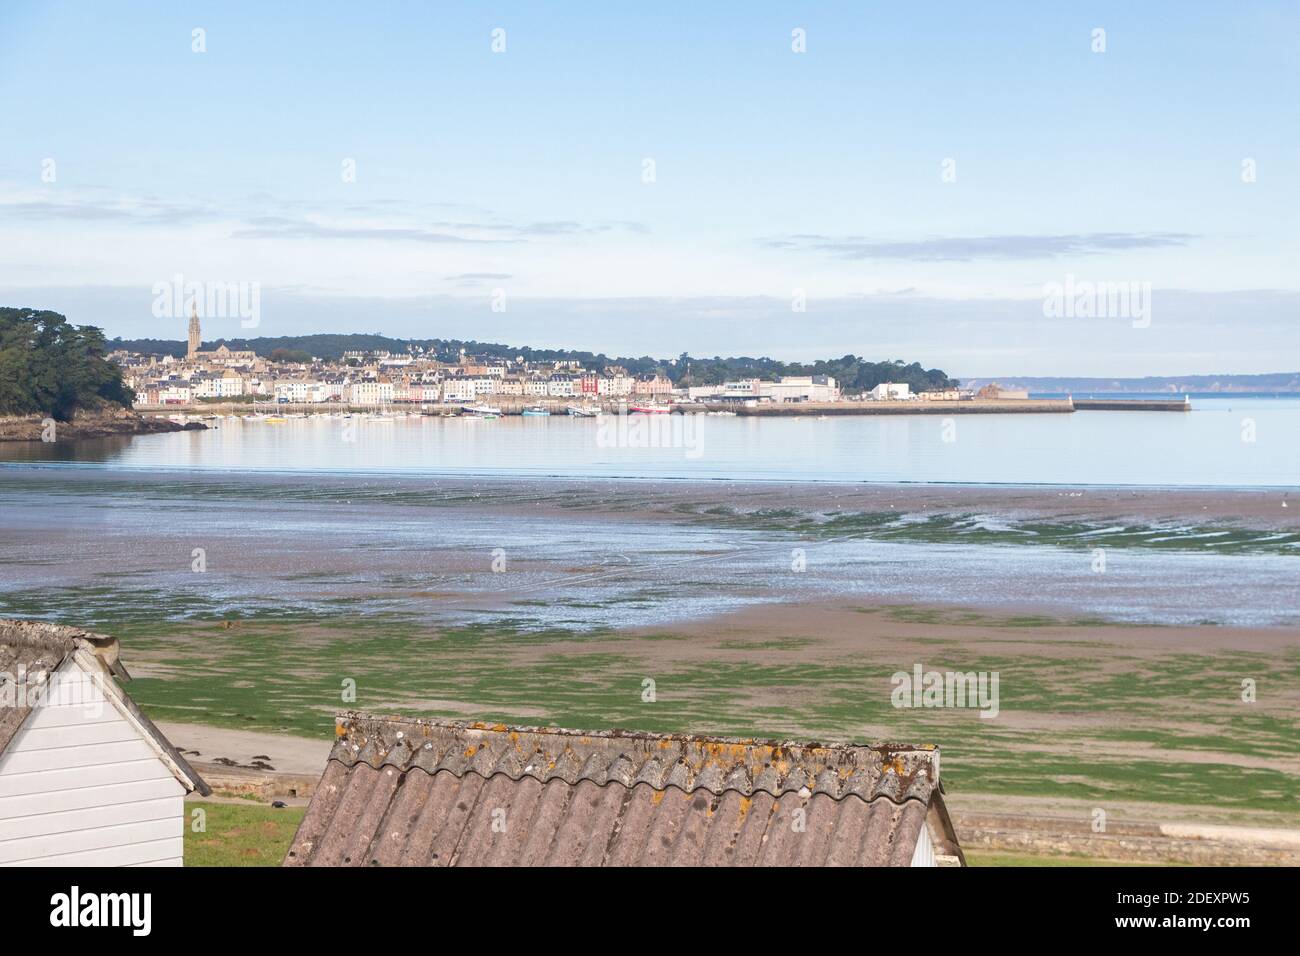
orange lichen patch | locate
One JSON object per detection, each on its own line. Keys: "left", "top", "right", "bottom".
{"left": 652, "top": 791, "right": 666, "bottom": 806}
{"left": 884, "top": 756, "right": 906, "bottom": 775}
{"left": 737, "top": 796, "right": 753, "bottom": 823}
{"left": 335, "top": 724, "right": 348, "bottom": 737}
{"left": 492, "top": 724, "right": 508, "bottom": 733}
{"left": 464, "top": 745, "right": 478, "bottom": 757}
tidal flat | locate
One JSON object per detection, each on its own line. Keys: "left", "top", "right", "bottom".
{"left": 105, "top": 605, "right": 1300, "bottom": 822}
{"left": 1, "top": 467, "right": 1296, "bottom": 823}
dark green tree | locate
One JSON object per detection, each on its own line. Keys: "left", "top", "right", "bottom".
{"left": 0, "top": 308, "right": 133, "bottom": 419}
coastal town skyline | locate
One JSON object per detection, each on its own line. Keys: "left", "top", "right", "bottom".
{"left": 110, "top": 317, "right": 1300, "bottom": 388}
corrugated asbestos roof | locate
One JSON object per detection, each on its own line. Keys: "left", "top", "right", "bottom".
{"left": 0, "top": 619, "right": 210, "bottom": 795}
{"left": 285, "top": 713, "right": 960, "bottom": 866}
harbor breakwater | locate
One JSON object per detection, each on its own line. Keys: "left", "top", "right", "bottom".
{"left": 132, "top": 397, "right": 1193, "bottom": 418}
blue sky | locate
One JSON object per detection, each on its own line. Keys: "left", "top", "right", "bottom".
{"left": 1, "top": 1, "right": 1297, "bottom": 374}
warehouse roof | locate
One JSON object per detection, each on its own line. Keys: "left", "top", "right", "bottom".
{"left": 285, "top": 713, "right": 964, "bottom": 866}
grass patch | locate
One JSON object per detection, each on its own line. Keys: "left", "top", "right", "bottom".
{"left": 185, "top": 802, "right": 305, "bottom": 867}
{"left": 96, "top": 612, "right": 1300, "bottom": 817}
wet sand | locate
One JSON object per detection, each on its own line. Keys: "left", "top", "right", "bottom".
{"left": 4, "top": 466, "right": 1297, "bottom": 630}
{"left": 6, "top": 465, "right": 1298, "bottom": 526}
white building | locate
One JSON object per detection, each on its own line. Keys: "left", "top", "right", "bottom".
{"left": 274, "top": 380, "right": 327, "bottom": 403}
{"left": 870, "top": 382, "right": 911, "bottom": 401}
{"left": 687, "top": 375, "right": 840, "bottom": 404}
{"left": 345, "top": 381, "right": 395, "bottom": 405}
{"left": 762, "top": 376, "right": 839, "bottom": 403}
{"left": 190, "top": 373, "right": 245, "bottom": 399}
{"left": 547, "top": 376, "right": 577, "bottom": 397}
{"left": 156, "top": 384, "right": 192, "bottom": 404}
{"left": 0, "top": 620, "right": 209, "bottom": 867}
{"left": 441, "top": 379, "right": 477, "bottom": 403}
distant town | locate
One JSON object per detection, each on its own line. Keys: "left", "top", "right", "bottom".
{"left": 114, "top": 312, "right": 1013, "bottom": 411}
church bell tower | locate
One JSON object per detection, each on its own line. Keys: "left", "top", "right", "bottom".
{"left": 187, "top": 303, "right": 201, "bottom": 359}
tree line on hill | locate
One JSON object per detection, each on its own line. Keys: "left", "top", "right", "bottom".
{"left": 1, "top": 309, "right": 133, "bottom": 420}
{"left": 109, "top": 332, "right": 957, "bottom": 394}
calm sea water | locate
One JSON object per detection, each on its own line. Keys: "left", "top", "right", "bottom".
{"left": 2, "top": 396, "right": 1296, "bottom": 488}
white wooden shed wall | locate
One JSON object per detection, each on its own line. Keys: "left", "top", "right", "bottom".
{"left": 0, "top": 659, "right": 186, "bottom": 867}
{"left": 910, "top": 817, "right": 936, "bottom": 867}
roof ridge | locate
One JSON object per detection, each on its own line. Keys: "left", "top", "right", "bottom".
{"left": 350, "top": 762, "right": 936, "bottom": 806}
{"left": 338, "top": 711, "right": 937, "bottom": 755}
{"left": 331, "top": 712, "right": 940, "bottom": 805}
{"left": 0, "top": 619, "right": 112, "bottom": 651}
